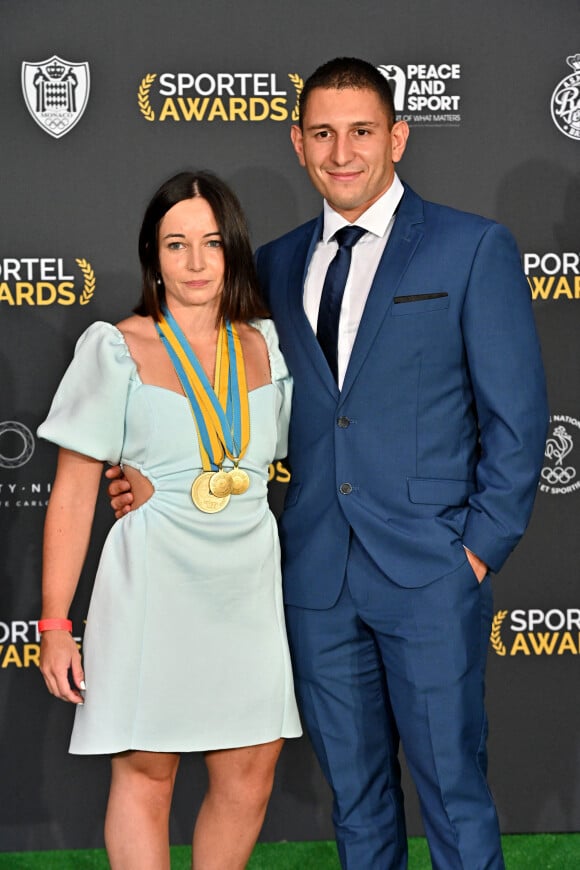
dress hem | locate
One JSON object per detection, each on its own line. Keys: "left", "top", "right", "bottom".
{"left": 69, "top": 727, "right": 303, "bottom": 755}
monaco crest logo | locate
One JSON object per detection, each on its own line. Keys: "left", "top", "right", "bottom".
{"left": 550, "top": 53, "right": 580, "bottom": 141}
{"left": 21, "top": 56, "right": 90, "bottom": 138}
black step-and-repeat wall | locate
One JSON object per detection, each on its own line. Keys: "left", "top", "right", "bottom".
{"left": 1, "top": 0, "right": 579, "bottom": 852}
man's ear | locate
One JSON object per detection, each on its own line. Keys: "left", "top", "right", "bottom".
{"left": 391, "top": 120, "right": 410, "bottom": 164}
{"left": 290, "top": 124, "right": 306, "bottom": 167}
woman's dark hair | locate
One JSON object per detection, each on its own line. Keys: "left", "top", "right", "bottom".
{"left": 135, "top": 170, "right": 268, "bottom": 323}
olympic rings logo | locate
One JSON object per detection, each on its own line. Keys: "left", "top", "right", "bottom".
{"left": 0, "top": 421, "right": 35, "bottom": 469}
{"left": 541, "top": 466, "right": 577, "bottom": 485}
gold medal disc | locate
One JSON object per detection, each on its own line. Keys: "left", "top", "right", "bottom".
{"left": 229, "top": 467, "right": 250, "bottom": 495}
{"left": 209, "top": 469, "right": 233, "bottom": 498}
{"left": 191, "top": 472, "right": 230, "bottom": 513}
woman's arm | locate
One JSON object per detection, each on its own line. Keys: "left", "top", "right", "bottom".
{"left": 40, "top": 448, "right": 103, "bottom": 704}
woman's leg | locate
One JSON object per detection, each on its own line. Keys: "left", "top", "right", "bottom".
{"left": 105, "top": 750, "right": 180, "bottom": 870}
{"left": 192, "top": 739, "right": 284, "bottom": 870}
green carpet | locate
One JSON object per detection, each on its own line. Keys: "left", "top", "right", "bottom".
{"left": 0, "top": 835, "right": 579, "bottom": 868}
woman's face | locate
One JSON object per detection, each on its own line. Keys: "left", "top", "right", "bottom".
{"left": 157, "top": 196, "right": 225, "bottom": 314}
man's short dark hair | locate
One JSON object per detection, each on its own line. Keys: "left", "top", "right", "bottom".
{"left": 299, "top": 57, "right": 395, "bottom": 129}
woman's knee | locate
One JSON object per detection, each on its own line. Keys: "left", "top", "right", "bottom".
{"left": 111, "top": 751, "right": 180, "bottom": 806}
{"left": 206, "top": 741, "right": 283, "bottom": 808}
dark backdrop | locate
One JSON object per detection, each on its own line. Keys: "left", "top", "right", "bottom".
{"left": 1, "top": 0, "right": 579, "bottom": 851}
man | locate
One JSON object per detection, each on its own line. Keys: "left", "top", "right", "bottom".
{"left": 110, "top": 58, "right": 548, "bottom": 869}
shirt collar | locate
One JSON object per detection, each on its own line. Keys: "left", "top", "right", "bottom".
{"left": 322, "top": 173, "right": 404, "bottom": 242}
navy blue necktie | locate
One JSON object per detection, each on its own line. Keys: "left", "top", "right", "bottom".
{"left": 316, "top": 225, "right": 366, "bottom": 381}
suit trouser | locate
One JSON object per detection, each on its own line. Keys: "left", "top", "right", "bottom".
{"left": 285, "top": 533, "right": 505, "bottom": 870}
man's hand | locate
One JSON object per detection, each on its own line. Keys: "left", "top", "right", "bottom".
{"left": 464, "top": 546, "right": 488, "bottom": 583}
{"left": 105, "top": 465, "right": 133, "bottom": 519}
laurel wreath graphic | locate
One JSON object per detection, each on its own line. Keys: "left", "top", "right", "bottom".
{"left": 138, "top": 73, "right": 157, "bottom": 122}
{"left": 288, "top": 73, "right": 303, "bottom": 122}
{"left": 490, "top": 610, "right": 509, "bottom": 656}
{"left": 76, "top": 259, "right": 96, "bottom": 306}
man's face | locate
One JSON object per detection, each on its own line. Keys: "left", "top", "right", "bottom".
{"left": 291, "top": 86, "right": 409, "bottom": 222}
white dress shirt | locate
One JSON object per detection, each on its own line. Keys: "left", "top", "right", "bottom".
{"left": 303, "top": 174, "right": 404, "bottom": 388}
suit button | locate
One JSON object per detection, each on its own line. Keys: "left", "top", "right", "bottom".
{"left": 337, "top": 416, "right": 350, "bottom": 428}
{"left": 339, "top": 482, "right": 353, "bottom": 495}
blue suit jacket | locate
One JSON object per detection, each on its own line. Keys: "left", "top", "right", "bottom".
{"left": 256, "top": 184, "right": 549, "bottom": 608}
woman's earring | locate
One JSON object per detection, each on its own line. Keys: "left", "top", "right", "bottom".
{"left": 156, "top": 275, "right": 162, "bottom": 286}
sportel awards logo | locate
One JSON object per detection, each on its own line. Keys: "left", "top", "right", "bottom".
{"left": 138, "top": 71, "right": 303, "bottom": 123}
{"left": 0, "top": 257, "right": 95, "bottom": 306}
{"left": 539, "top": 415, "right": 580, "bottom": 495}
{"left": 378, "top": 63, "right": 462, "bottom": 126}
{"left": 551, "top": 53, "right": 580, "bottom": 141}
{"left": 21, "top": 56, "right": 90, "bottom": 138}
{"left": 524, "top": 252, "right": 580, "bottom": 301}
{"left": 268, "top": 460, "right": 291, "bottom": 484}
{"left": 491, "top": 608, "right": 580, "bottom": 656}
{"left": 0, "top": 621, "right": 82, "bottom": 669}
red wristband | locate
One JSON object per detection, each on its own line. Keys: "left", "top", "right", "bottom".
{"left": 38, "top": 618, "right": 73, "bottom": 633}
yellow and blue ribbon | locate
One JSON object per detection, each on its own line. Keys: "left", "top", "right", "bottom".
{"left": 155, "top": 307, "right": 249, "bottom": 472}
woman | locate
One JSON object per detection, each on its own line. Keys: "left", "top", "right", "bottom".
{"left": 38, "top": 171, "right": 301, "bottom": 870}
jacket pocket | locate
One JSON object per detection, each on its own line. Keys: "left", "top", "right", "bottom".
{"left": 407, "top": 477, "right": 476, "bottom": 505}
{"left": 392, "top": 292, "right": 449, "bottom": 315}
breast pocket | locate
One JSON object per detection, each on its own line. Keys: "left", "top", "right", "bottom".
{"left": 391, "top": 291, "right": 449, "bottom": 316}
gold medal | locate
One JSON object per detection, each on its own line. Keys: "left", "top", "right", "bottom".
{"left": 229, "top": 466, "right": 250, "bottom": 495}
{"left": 209, "top": 469, "right": 233, "bottom": 498}
{"left": 191, "top": 472, "right": 230, "bottom": 513}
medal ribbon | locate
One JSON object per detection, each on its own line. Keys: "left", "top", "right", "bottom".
{"left": 155, "top": 308, "right": 249, "bottom": 472}
{"left": 224, "top": 321, "right": 250, "bottom": 462}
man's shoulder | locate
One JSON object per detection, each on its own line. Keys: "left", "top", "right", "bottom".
{"left": 404, "top": 183, "right": 497, "bottom": 234}
{"left": 404, "top": 185, "right": 523, "bottom": 267}
{"left": 427, "top": 199, "right": 496, "bottom": 231}
{"left": 256, "top": 216, "right": 319, "bottom": 259}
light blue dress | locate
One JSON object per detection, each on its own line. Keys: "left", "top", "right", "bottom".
{"left": 38, "top": 319, "right": 302, "bottom": 754}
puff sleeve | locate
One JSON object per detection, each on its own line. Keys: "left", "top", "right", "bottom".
{"left": 252, "top": 318, "right": 292, "bottom": 460}
{"left": 37, "top": 321, "right": 137, "bottom": 464}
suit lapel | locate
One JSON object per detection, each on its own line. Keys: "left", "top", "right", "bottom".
{"left": 286, "top": 214, "right": 341, "bottom": 397}
{"left": 340, "top": 185, "right": 425, "bottom": 402}
{"left": 285, "top": 214, "right": 320, "bottom": 329}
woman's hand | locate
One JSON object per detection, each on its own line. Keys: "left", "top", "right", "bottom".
{"left": 40, "top": 630, "right": 85, "bottom": 704}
